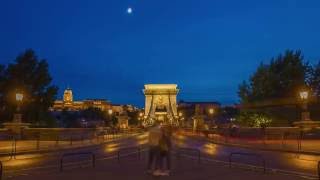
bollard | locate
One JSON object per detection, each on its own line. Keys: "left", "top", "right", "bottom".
{"left": 10, "top": 137, "right": 17, "bottom": 160}
{"left": 70, "top": 135, "right": 73, "bottom": 146}
{"left": 36, "top": 133, "right": 40, "bottom": 150}
{"left": 299, "top": 131, "right": 303, "bottom": 151}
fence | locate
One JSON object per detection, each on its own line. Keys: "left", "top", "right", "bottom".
{"left": 60, "top": 152, "right": 95, "bottom": 172}
{"left": 117, "top": 147, "right": 141, "bottom": 162}
{"left": 0, "top": 128, "right": 142, "bottom": 155}
{"left": 182, "top": 127, "right": 320, "bottom": 153}
{"left": 0, "top": 135, "right": 16, "bottom": 159}
{"left": 176, "top": 147, "right": 201, "bottom": 164}
{"left": 229, "top": 152, "right": 266, "bottom": 173}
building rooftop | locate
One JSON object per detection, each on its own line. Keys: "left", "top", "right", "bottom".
{"left": 179, "top": 100, "right": 221, "bottom": 105}
{"left": 144, "top": 84, "right": 178, "bottom": 90}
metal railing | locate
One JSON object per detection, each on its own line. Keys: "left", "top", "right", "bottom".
{"left": 229, "top": 152, "right": 266, "bottom": 173}
{"left": 176, "top": 147, "right": 201, "bottom": 163}
{"left": 182, "top": 128, "right": 318, "bottom": 153}
{"left": 60, "top": 152, "right": 95, "bottom": 172}
{"left": 0, "top": 129, "right": 143, "bottom": 156}
{"left": 117, "top": 147, "right": 141, "bottom": 162}
{"left": 0, "top": 160, "right": 2, "bottom": 180}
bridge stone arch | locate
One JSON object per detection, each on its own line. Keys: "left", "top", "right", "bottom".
{"left": 143, "top": 84, "right": 179, "bottom": 125}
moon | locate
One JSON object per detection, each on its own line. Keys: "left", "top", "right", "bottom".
{"left": 127, "top": 7, "right": 133, "bottom": 14}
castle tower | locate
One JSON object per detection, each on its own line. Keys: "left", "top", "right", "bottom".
{"left": 63, "top": 88, "right": 73, "bottom": 105}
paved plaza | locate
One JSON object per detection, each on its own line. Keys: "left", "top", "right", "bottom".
{"left": 6, "top": 152, "right": 308, "bottom": 180}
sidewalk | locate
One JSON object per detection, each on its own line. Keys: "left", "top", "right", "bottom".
{"left": 0, "top": 133, "right": 135, "bottom": 157}
{"left": 7, "top": 152, "right": 307, "bottom": 180}
{"left": 180, "top": 132, "right": 320, "bottom": 155}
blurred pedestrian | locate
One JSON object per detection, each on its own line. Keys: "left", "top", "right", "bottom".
{"left": 146, "top": 122, "right": 161, "bottom": 174}
{"left": 153, "top": 126, "right": 172, "bottom": 176}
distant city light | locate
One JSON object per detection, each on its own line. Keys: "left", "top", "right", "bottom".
{"left": 108, "top": 109, "right": 113, "bottom": 115}
{"left": 209, "top": 108, "right": 214, "bottom": 114}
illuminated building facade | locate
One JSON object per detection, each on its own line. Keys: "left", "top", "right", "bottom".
{"left": 143, "top": 84, "right": 179, "bottom": 125}
{"left": 50, "top": 88, "right": 112, "bottom": 111}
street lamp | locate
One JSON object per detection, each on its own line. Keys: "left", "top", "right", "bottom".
{"left": 299, "top": 90, "right": 310, "bottom": 121}
{"left": 108, "top": 109, "right": 113, "bottom": 115}
{"left": 208, "top": 108, "right": 215, "bottom": 127}
{"left": 16, "top": 93, "right": 23, "bottom": 102}
{"left": 299, "top": 90, "right": 309, "bottom": 101}
{"left": 15, "top": 92, "right": 23, "bottom": 112}
{"left": 13, "top": 92, "right": 23, "bottom": 123}
{"left": 209, "top": 108, "right": 214, "bottom": 115}
{"left": 138, "top": 112, "right": 144, "bottom": 126}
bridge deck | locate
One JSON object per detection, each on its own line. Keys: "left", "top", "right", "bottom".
{"left": 7, "top": 152, "right": 306, "bottom": 180}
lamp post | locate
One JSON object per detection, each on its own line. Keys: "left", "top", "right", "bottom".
{"left": 299, "top": 90, "right": 310, "bottom": 121}
{"left": 293, "top": 89, "right": 320, "bottom": 129}
{"left": 138, "top": 112, "right": 144, "bottom": 126}
{"left": 3, "top": 91, "right": 31, "bottom": 137}
{"left": 178, "top": 112, "right": 184, "bottom": 127}
{"left": 209, "top": 108, "right": 214, "bottom": 126}
{"left": 15, "top": 93, "right": 23, "bottom": 112}
{"left": 14, "top": 92, "right": 23, "bottom": 123}
{"left": 107, "top": 109, "right": 113, "bottom": 126}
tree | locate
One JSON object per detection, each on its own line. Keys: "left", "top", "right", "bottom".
{"left": 309, "top": 62, "right": 320, "bottom": 96}
{"left": 81, "top": 107, "right": 106, "bottom": 121}
{"left": 236, "top": 111, "right": 272, "bottom": 127}
{"left": 60, "top": 110, "right": 80, "bottom": 128}
{"left": 0, "top": 49, "right": 58, "bottom": 126}
{"left": 238, "top": 50, "right": 309, "bottom": 103}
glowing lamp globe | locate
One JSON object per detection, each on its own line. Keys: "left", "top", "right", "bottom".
{"left": 299, "top": 91, "right": 309, "bottom": 100}
{"left": 209, "top": 108, "right": 214, "bottom": 115}
{"left": 16, "top": 93, "right": 23, "bottom": 102}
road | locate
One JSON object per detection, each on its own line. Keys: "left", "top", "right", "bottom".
{"left": 175, "top": 133, "right": 320, "bottom": 176}
{"left": 1, "top": 132, "right": 320, "bottom": 179}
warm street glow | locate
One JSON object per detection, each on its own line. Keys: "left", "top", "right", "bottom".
{"left": 209, "top": 108, "right": 214, "bottom": 114}
{"left": 16, "top": 93, "right": 23, "bottom": 102}
{"left": 108, "top": 109, "right": 113, "bottom": 115}
{"left": 299, "top": 91, "right": 309, "bottom": 100}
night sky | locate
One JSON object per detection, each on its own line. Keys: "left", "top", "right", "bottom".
{"left": 1, "top": 0, "right": 320, "bottom": 107}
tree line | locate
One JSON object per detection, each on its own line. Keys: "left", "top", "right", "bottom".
{"left": 237, "top": 50, "right": 320, "bottom": 127}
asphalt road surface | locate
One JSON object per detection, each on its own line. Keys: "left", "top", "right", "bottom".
{"left": 1, "top": 132, "right": 319, "bottom": 179}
